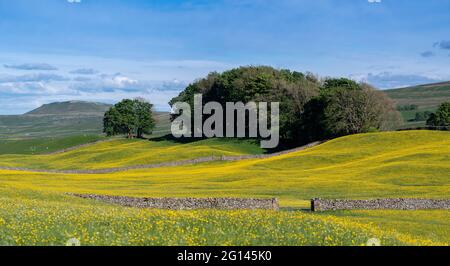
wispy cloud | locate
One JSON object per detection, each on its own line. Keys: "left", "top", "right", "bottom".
{"left": 67, "top": 0, "right": 82, "bottom": 4}
{"left": 420, "top": 51, "right": 435, "bottom": 58}
{"left": 4, "top": 63, "right": 58, "bottom": 71}
{"left": 368, "top": 0, "right": 382, "bottom": 3}
{"left": 69, "top": 68, "right": 99, "bottom": 75}
{"left": 73, "top": 76, "right": 92, "bottom": 82}
{"left": 0, "top": 73, "right": 68, "bottom": 83}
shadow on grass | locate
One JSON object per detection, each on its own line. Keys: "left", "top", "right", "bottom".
{"left": 147, "top": 134, "right": 207, "bottom": 144}
{"left": 146, "top": 134, "right": 313, "bottom": 154}
{"left": 280, "top": 207, "right": 312, "bottom": 212}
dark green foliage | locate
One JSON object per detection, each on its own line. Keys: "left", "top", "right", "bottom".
{"left": 411, "top": 111, "right": 432, "bottom": 122}
{"left": 169, "top": 67, "right": 399, "bottom": 144}
{"left": 322, "top": 78, "right": 360, "bottom": 92}
{"left": 397, "top": 104, "right": 419, "bottom": 111}
{"left": 323, "top": 87, "right": 369, "bottom": 135}
{"left": 299, "top": 98, "right": 327, "bottom": 142}
{"left": 103, "top": 105, "right": 122, "bottom": 136}
{"left": 103, "top": 99, "right": 155, "bottom": 138}
{"left": 134, "top": 98, "right": 156, "bottom": 138}
{"left": 169, "top": 66, "right": 320, "bottom": 142}
{"left": 427, "top": 102, "right": 450, "bottom": 126}
{"left": 302, "top": 79, "right": 400, "bottom": 139}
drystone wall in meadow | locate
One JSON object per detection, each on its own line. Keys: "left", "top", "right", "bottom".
{"left": 311, "top": 198, "right": 450, "bottom": 212}
{"left": 0, "top": 141, "right": 324, "bottom": 174}
{"left": 71, "top": 194, "right": 280, "bottom": 211}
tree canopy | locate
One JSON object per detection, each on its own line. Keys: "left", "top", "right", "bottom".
{"left": 103, "top": 98, "right": 155, "bottom": 138}
{"left": 427, "top": 102, "right": 450, "bottom": 127}
{"left": 169, "top": 66, "right": 320, "bottom": 142}
{"left": 302, "top": 82, "right": 400, "bottom": 139}
{"left": 169, "top": 66, "right": 400, "bottom": 145}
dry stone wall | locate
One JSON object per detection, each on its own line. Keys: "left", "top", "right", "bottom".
{"left": 311, "top": 198, "right": 450, "bottom": 212}
{"left": 71, "top": 194, "right": 279, "bottom": 210}
{"left": 0, "top": 141, "right": 324, "bottom": 174}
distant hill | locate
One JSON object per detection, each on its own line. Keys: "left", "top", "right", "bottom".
{"left": 385, "top": 81, "right": 450, "bottom": 128}
{"left": 26, "top": 101, "right": 112, "bottom": 116}
{"left": 385, "top": 81, "right": 450, "bottom": 109}
{"left": 0, "top": 101, "right": 171, "bottom": 140}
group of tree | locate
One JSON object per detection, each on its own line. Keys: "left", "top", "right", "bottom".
{"left": 103, "top": 66, "right": 405, "bottom": 143}
{"left": 427, "top": 102, "right": 450, "bottom": 127}
{"left": 103, "top": 98, "right": 155, "bottom": 138}
{"left": 169, "top": 66, "right": 401, "bottom": 145}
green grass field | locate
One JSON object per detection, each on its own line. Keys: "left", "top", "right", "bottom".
{"left": 0, "top": 135, "right": 105, "bottom": 155}
{"left": 0, "top": 138, "right": 264, "bottom": 170}
{"left": 0, "top": 130, "right": 449, "bottom": 246}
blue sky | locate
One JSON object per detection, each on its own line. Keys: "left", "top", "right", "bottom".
{"left": 0, "top": 0, "right": 449, "bottom": 114}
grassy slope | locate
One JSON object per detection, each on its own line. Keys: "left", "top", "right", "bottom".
{"left": 0, "top": 115, "right": 105, "bottom": 139}
{"left": 2, "top": 131, "right": 446, "bottom": 205}
{"left": 385, "top": 81, "right": 450, "bottom": 127}
{"left": 0, "top": 135, "right": 105, "bottom": 155}
{"left": 0, "top": 130, "right": 449, "bottom": 245}
{"left": 331, "top": 210, "right": 450, "bottom": 244}
{"left": 0, "top": 138, "right": 264, "bottom": 170}
{"left": 385, "top": 81, "right": 450, "bottom": 109}
{"left": 0, "top": 112, "right": 171, "bottom": 140}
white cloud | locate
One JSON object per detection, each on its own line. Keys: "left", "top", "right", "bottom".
{"left": 67, "top": 0, "right": 81, "bottom": 4}
{"left": 97, "top": 73, "right": 139, "bottom": 88}
{"left": 368, "top": 0, "right": 382, "bottom": 3}
{"left": 0, "top": 74, "right": 185, "bottom": 114}
{"left": 0, "top": 52, "right": 232, "bottom": 114}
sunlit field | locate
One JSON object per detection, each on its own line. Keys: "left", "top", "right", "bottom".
{"left": 0, "top": 138, "right": 263, "bottom": 170}
{"left": 0, "top": 131, "right": 449, "bottom": 246}
{"left": 0, "top": 190, "right": 445, "bottom": 246}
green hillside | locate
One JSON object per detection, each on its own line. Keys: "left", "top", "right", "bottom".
{"left": 0, "top": 135, "right": 105, "bottom": 155}
{"left": 0, "top": 130, "right": 449, "bottom": 245}
{"left": 0, "top": 114, "right": 105, "bottom": 139}
{"left": 385, "top": 81, "right": 450, "bottom": 108}
{"left": 385, "top": 81, "right": 450, "bottom": 127}
{"left": 1, "top": 131, "right": 448, "bottom": 204}
{"left": 0, "top": 101, "right": 171, "bottom": 140}
{"left": 0, "top": 137, "right": 264, "bottom": 169}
